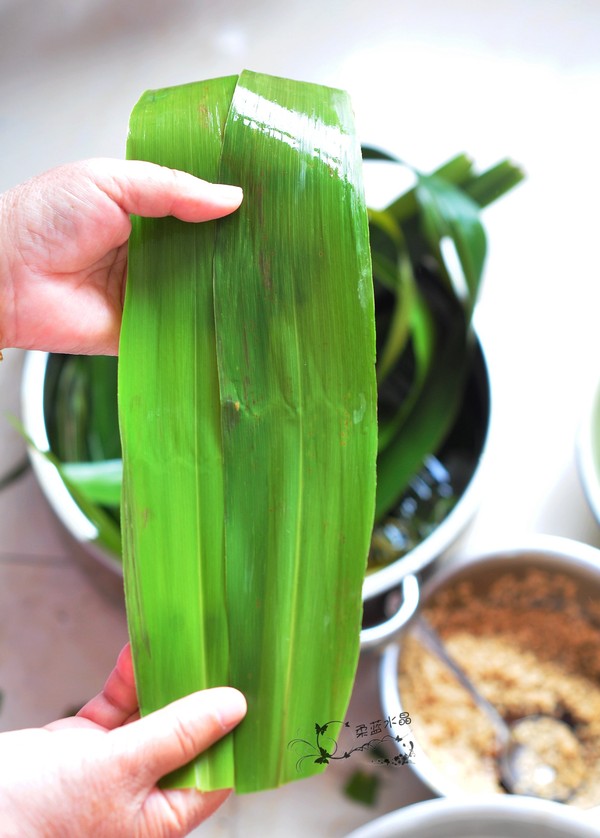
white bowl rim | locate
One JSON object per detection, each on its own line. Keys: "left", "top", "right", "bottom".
{"left": 345, "top": 794, "right": 600, "bottom": 838}
{"left": 20, "top": 350, "right": 123, "bottom": 575}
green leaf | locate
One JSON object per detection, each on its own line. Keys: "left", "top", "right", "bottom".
{"left": 54, "top": 458, "right": 122, "bottom": 556}
{"left": 214, "top": 70, "right": 377, "bottom": 793}
{"left": 12, "top": 416, "right": 122, "bottom": 556}
{"left": 344, "top": 769, "right": 380, "bottom": 806}
{"left": 82, "top": 356, "right": 120, "bottom": 462}
{"left": 376, "top": 290, "right": 436, "bottom": 455}
{"left": 375, "top": 250, "right": 415, "bottom": 385}
{"left": 361, "top": 145, "right": 403, "bottom": 163}
{"left": 45, "top": 355, "right": 120, "bottom": 463}
{"left": 119, "top": 71, "right": 377, "bottom": 794}
{"left": 366, "top": 151, "right": 475, "bottom": 225}
{"left": 61, "top": 459, "right": 122, "bottom": 508}
{"left": 462, "top": 158, "right": 525, "bottom": 208}
{"left": 375, "top": 279, "right": 472, "bottom": 520}
{"left": 50, "top": 356, "right": 90, "bottom": 462}
{"left": 367, "top": 152, "right": 502, "bottom": 520}
{"left": 368, "top": 208, "right": 416, "bottom": 383}
{"left": 415, "top": 173, "right": 487, "bottom": 314}
{"left": 121, "top": 73, "right": 238, "bottom": 790}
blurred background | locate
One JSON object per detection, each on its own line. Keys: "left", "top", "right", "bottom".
{"left": 1, "top": 0, "right": 600, "bottom": 834}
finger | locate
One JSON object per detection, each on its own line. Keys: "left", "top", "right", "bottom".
{"left": 111, "top": 687, "right": 247, "bottom": 785}
{"left": 83, "top": 158, "right": 243, "bottom": 222}
{"left": 45, "top": 709, "right": 140, "bottom": 733}
{"left": 76, "top": 644, "right": 139, "bottom": 730}
{"left": 45, "top": 716, "right": 105, "bottom": 732}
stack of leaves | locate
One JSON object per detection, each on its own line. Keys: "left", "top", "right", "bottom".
{"left": 117, "top": 71, "right": 378, "bottom": 792}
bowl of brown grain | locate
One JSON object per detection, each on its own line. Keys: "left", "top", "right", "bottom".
{"left": 379, "top": 535, "right": 600, "bottom": 811}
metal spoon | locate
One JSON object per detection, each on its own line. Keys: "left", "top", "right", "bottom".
{"left": 412, "top": 616, "right": 584, "bottom": 802}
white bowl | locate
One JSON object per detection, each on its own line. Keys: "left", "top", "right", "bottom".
{"left": 20, "top": 350, "right": 123, "bottom": 575}
{"left": 345, "top": 796, "right": 600, "bottom": 838}
{"left": 379, "top": 535, "right": 600, "bottom": 804}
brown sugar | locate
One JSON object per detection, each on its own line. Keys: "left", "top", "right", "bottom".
{"left": 399, "top": 569, "right": 600, "bottom": 807}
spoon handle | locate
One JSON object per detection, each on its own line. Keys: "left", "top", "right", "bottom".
{"left": 412, "top": 616, "right": 509, "bottom": 745}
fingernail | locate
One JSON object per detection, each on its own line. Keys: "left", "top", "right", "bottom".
{"left": 212, "top": 183, "right": 243, "bottom": 204}
{"left": 217, "top": 688, "right": 247, "bottom": 729}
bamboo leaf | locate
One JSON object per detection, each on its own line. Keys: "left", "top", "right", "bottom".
{"left": 415, "top": 173, "right": 487, "bottom": 312}
{"left": 375, "top": 279, "right": 472, "bottom": 520}
{"left": 45, "top": 355, "right": 120, "bottom": 463}
{"left": 51, "top": 356, "right": 90, "bottom": 461}
{"left": 375, "top": 251, "right": 415, "bottom": 385}
{"left": 83, "top": 356, "right": 120, "bottom": 461}
{"left": 365, "top": 151, "right": 475, "bottom": 225}
{"left": 119, "top": 71, "right": 377, "bottom": 794}
{"left": 368, "top": 155, "right": 497, "bottom": 520}
{"left": 213, "top": 70, "right": 377, "bottom": 793}
{"left": 361, "top": 145, "right": 403, "bottom": 163}
{"left": 376, "top": 291, "right": 436, "bottom": 454}
{"left": 51, "top": 456, "right": 122, "bottom": 555}
{"left": 120, "top": 74, "right": 238, "bottom": 790}
{"left": 61, "top": 459, "right": 122, "bottom": 508}
{"left": 462, "top": 158, "right": 525, "bottom": 208}
{"left": 368, "top": 208, "right": 416, "bottom": 383}
{"left": 12, "top": 417, "right": 122, "bottom": 555}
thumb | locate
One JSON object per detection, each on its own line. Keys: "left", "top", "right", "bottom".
{"left": 82, "top": 157, "right": 244, "bottom": 222}
{"left": 111, "top": 687, "right": 247, "bottom": 786}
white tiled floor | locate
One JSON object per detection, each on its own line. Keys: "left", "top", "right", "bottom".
{"left": 2, "top": 1, "right": 600, "bottom": 835}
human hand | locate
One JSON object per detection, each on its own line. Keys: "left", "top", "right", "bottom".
{"left": 0, "top": 644, "right": 247, "bottom": 837}
{"left": 0, "top": 159, "right": 243, "bottom": 355}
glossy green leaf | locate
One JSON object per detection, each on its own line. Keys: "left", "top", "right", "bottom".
{"left": 121, "top": 74, "right": 237, "bottom": 790}
{"left": 119, "top": 71, "right": 377, "bottom": 794}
